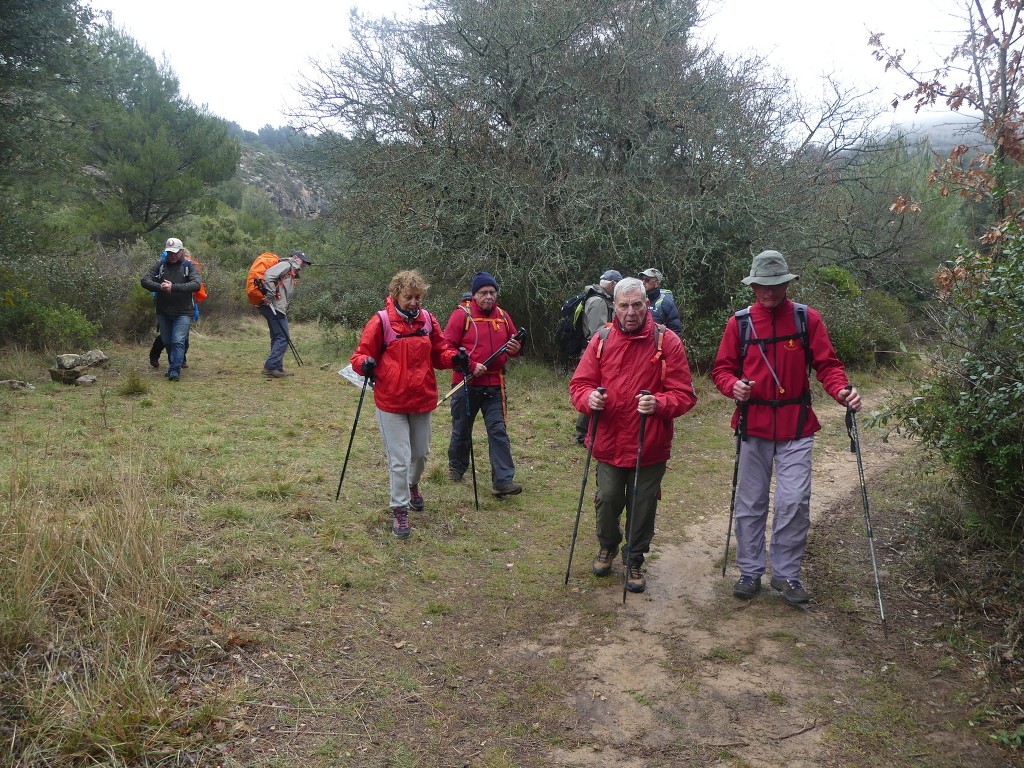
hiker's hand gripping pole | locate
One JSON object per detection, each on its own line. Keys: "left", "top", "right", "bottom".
{"left": 438, "top": 328, "right": 528, "bottom": 406}
{"left": 722, "top": 379, "right": 752, "bottom": 577}
{"left": 564, "top": 386, "right": 606, "bottom": 585}
{"left": 844, "top": 385, "right": 887, "bottom": 638}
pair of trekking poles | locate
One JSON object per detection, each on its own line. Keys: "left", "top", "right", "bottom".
{"left": 564, "top": 388, "right": 651, "bottom": 604}
{"left": 334, "top": 329, "right": 528, "bottom": 509}
{"left": 719, "top": 385, "right": 887, "bottom": 637}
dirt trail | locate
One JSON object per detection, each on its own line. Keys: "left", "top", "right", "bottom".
{"left": 540, "top": 433, "right": 1003, "bottom": 768}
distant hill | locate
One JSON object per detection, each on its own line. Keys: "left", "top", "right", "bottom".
{"left": 896, "top": 111, "right": 985, "bottom": 156}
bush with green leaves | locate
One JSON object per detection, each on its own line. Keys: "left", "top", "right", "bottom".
{"left": 0, "top": 287, "right": 99, "bottom": 351}
{"left": 889, "top": 236, "right": 1024, "bottom": 542}
{"left": 794, "top": 267, "right": 907, "bottom": 370}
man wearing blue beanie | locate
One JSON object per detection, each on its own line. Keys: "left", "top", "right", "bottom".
{"left": 444, "top": 271, "right": 524, "bottom": 496}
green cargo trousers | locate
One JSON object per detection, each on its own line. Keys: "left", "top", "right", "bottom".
{"left": 594, "top": 461, "right": 667, "bottom": 565}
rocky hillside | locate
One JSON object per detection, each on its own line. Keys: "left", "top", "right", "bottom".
{"left": 235, "top": 143, "right": 330, "bottom": 219}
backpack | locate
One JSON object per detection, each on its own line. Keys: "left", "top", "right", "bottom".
{"left": 246, "top": 252, "right": 281, "bottom": 305}
{"left": 735, "top": 302, "right": 810, "bottom": 371}
{"left": 735, "top": 302, "right": 812, "bottom": 438}
{"left": 595, "top": 322, "right": 668, "bottom": 383}
{"left": 554, "top": 286, "right": 602, "bottom": 358}
{"left": 377, "top": 308, "right": 434, "bottom": 354}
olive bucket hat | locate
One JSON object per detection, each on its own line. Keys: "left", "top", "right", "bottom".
{"left": 741, "top": 250, "right": 799, "bottom": 286}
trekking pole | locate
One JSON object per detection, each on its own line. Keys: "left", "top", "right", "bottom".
{"left": 623, "top": 390, "right": 651, "bottom": 604}
{"left": 722, "top": 379, "right": 751, "bottom": 577}
{"left": 460, "top": 348, "right": 480, "bottom": 511}
{"left": 335, "top": 370, "right": 371, "bottom": 501}
{"left": 845, "top": 390, "right": 888, "bottom": 639}
{"left": 438, "top": 328, "right": 527, "bottom": 405}
{"left": 564, "top": 386, "right": 606, "bottom": 585}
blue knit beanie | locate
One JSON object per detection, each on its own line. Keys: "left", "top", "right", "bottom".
{"left": 471, "top": 271, "right": 498, "bottom": 293}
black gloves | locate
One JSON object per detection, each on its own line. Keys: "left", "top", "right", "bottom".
{"left": 361, "top": 357, "right": 376, "bottom": 379}
{"left": 453, "top": 348, "right": 470, "bottom": 373}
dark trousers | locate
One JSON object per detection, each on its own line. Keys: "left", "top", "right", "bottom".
{"left": 594, "top": 461, "right": 666, "bottom": 565}
{"left": 150, "top": 333, "right": 188, "bottom": 364}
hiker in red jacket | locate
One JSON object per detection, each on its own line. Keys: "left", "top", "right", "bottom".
{"left": 350, "top": 270, "right": 467, "bottom": 538}
{"left": 711, "top": 250, "right": 861, "bottom": 605}
{"left": 570, "top": 277, "right": 698, "bottom": 593}
{"left": 443, "top": 271, "right": 523, "bottom": 497}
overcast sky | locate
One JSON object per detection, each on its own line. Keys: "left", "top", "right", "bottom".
{"left": 87, "top": 0, "right": 962, "bottom": 132}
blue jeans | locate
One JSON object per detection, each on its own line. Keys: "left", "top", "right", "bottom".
{"left": 156, "top": 313, "right": 191, "bottom": 377}
{"left": 448, "top": 385, "right": 515, "bottom": 485}
{"left": 259, "top": 305, "right": 289, "bottom": 371}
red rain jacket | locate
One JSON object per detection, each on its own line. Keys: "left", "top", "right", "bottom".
{"left": 350, "top": 296, "right": 458, "bottom": 414}
{"left": 710, "top": 298, "right": 850, "bottom": 441}
{"left": 443, "top": 301, "right": 520, "bottom": 387}
{"left": 570, "top": 313, "right": 697, "bottom": 468}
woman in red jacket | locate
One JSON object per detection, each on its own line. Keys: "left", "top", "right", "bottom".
{"left": 350, "top": 270, "right": 467, "bottom": 538}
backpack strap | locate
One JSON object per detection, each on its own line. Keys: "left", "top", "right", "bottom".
{"left": 377, "top": 309, "right": 432, "bottom": 355}
{"left": 595, "top": 322, "right": 666, "bottom": 383}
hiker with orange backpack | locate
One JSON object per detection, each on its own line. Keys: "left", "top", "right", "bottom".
{"left": 251, "top": 251, "right": 311, "bottom": 378}
{"left": 140, "top": 237, "right": 202, "bottom": 382}
{"left": 569, "top": 277, "right": 697, "bottom": 594}
{"left": 349, "top": 269, "right": 468, "bottom": 538}
{"left": 443, "top": 271, "right": 524, "bottom": 497}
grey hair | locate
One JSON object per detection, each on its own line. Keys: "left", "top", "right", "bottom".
{"left": 613, "top": 277, "right": 646, "bottom": 302}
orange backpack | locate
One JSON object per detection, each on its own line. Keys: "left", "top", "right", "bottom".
{"left": 246, "top": 252, "right": 280, "bottom": 305}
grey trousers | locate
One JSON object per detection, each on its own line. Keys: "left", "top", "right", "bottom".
{"left": 375, "top": 409, "right": 432, "bottom": 510}
{"left": 594, "top": 461, "right": 667, "bottom": 565}
{"left": 734, "top": 435, "right": 813, "bottom": 580}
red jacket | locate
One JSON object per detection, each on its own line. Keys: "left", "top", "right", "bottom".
{"left": 570, "top": 313, "right": 698, "bottom": 468}
{"left": 350, "top": 296, "right": 458, "bottom": 414}
{"left": 710, "top": 298, "right": 850, "bottom": 441}
{"left": 443, "top": 301, "right": 520, "bottom": 387}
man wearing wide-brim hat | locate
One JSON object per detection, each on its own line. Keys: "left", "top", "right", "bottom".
{"left": 710, "top": 250, "right": 862, "bottom": 606}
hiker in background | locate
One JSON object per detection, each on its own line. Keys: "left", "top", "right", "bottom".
{"left": 639, "top": 267, "right": 682, "bottom": 336}
{"left": 570, "top": 277, "right": 697, "bottom": 593}
{"left": 140, "top": 237, "right": 201, "bottom": 382}
{"left": 575, "top": 269, "right": 621, "bottom": 444}
{"left": 150, "top": 245, "right": 205, "bottom": 369}
{"left": 444, "top": 271, "right": 524, "bottom": 497}
{"left": 259, "top": 251, "right": 311, "bottom": 378}
{"left": 711, "top": 250, "right": 861, "bottom": 605}
{"left": 350, "top": 269, "right": 467, "bottom": 538}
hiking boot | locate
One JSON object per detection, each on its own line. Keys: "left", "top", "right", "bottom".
{"left": 263, "top": 368, "right": 287, "bottom": 379}
{"left": 625, "top": 561, "right": 647, "bottom": 593}
{"left": 181, "top": 361, "right": 189, "bottom": 369}
{"left": 592, "top": 547, "right": 617, "bottom": 577}
{"left": 409, "top": 484, "right": 424, "bottom": 511}
{"left": 149, "top": 357, "right": 159, "bottom": 368}
{"left": 732, "top": 575, "right": 761, "bottom": 599}
{"left": 771, "top": 576, "right": 810, "bottom": 605}
{"left": 492, "top": 481, "right": 523, "bottom": 497}
{"left": 447, "top": 468, "right": 464, "bottom": 483}
{"left": 391, "top": 507, "right": 410, "bottom": 538}
{"left": 167, "top": 373, "right": 180, "bottom": 382}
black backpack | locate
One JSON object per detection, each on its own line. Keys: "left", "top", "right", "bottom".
{"left": 554, "top": 287, "right": 600, "bottom": 358}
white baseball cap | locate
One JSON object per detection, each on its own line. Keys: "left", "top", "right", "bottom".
{"left": 165, "top": 237, "right": 183, "bottom": 253}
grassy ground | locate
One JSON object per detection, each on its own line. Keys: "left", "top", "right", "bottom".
{"left": 0, "top": 321, "right": 1019, "bottom": 766}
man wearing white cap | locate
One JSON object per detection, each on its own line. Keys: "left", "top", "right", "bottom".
{"left": 639, "top": 268, "right": 682, "bottom": 336}
{"left": 140, "top": 237, "right": 201, "bottom": 382}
